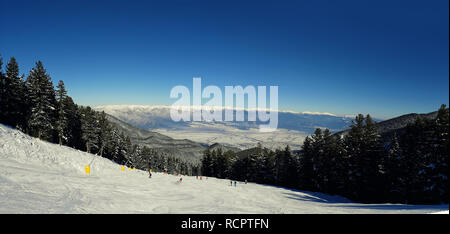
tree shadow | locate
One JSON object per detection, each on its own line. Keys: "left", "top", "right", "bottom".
{"left": 283, "top": 190, "right": 448, "bottom": 212}
{"left": 256, "top": 183, "right": 448, "bottom": 212}
{"left": 330, "top": 204, "right": 448, "bottom": 211}
{"left": 283, "top": 191, "right": 352, "bottom": 204}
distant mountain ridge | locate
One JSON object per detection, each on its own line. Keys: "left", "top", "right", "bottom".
{"left": 95, "top": 105, "right": 356, "bottom": 133}
{"left": 335, "top": 110, "right": 440, "bottom": 141}
{"left": 95, "top": 105, "right": 357, "bottom": 150}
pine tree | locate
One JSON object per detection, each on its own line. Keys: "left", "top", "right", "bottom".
{"left": 26, "top": 61, "right": 57, "bottom": 140}
{"left": 0, "top": 57, "right": 27, "bottom": 129}
{"left": 55, "top": 80, "right": 68, "bottom": 145}
{"left": 299, "top": 136, "right": 315, "bottom": 190}
{"left": 359, "top": 114, "right": 383, "bottom": 202}
{"left": 401, "top": 116, "right": 431, "bottom": 203}
{"left": 201, "top": 149, "right": 213, "bottom": 176}
{"left": 97, "top": 111, "right": 112, "bottom": 156}
{"left": 80, "top": 106, "right": 99, "bottom": 153}
{"left": 260, "top": 148, "right": 276, "bottom": 184}
{"left": 108, "top": 129, "right": 128, "bottom": 164}
{"left": 425, "top": 105, "right": 449, "bottom": 203}
{"left": 0, "top": 56, "right": 5, "bottom": 124}
{"left": 63, "top": 97, "right": 83, "bottom": 149}
{"left": 321, "top": 129, "right": 343, "bottom": 194}
{"left": 383, "top": 133, "right": 406, "bottom": 202}
{"left": 310, "top": 128, "right": 324, "bottom": 190}
{"left": 344, "top": 114, "right": 384, "bottom": 202}
{"left": 280, "top": 145, "right": 299, "bottom": 188}
{"left": 213, "top": 148, "right": 231, "bottom": 179}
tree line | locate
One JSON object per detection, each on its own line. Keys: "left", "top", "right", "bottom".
{"left": 0, "top": 55, "right": 195, "bottom": 175}
{"left": 202, "top": 109, "right": 448, "bottom": 204}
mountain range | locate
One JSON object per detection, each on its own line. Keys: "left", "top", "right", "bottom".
{"left": 95, "top": 105, "right": 357, "bottom": 150}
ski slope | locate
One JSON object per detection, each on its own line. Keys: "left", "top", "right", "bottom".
{"left": 0, "top": 124, "right": 448, "bottom": 214}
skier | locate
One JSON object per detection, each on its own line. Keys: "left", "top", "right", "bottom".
{"left": 148, "top": 170, "right": 152, "bottom": 178}
{"left": 230, "top": 180, "right": 233, "bottom": 186}
{"left": 245, "top": 179, "right": 247, "bottom": 184}
{"left": 179, "top": 177, "right": 183, "bottom": 183}
{"left": 234, "top": 181, "right": 237, "bottom": 187}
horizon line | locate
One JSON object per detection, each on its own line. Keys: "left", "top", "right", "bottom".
{"left": 93, "top": 104, "right": 363, "bottom": 119}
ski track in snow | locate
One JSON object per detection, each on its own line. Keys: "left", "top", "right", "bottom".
{"left": 0, "top": 124, "right": 448, "bottom": 214}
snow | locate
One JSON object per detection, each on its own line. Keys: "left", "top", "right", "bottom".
{"left": 430, "top": 210, "right": 449, "bottom": 214}
{"left": 0, "top": 124, "right": 448, "bottom": 214}
{"left": 153, "top": 122, "right": 306, "bottom": 150}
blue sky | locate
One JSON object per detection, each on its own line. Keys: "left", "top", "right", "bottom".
{"left": 0, "top": 0, "right": 448, "bottom": 119}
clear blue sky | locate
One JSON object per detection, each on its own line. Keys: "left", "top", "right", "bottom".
{"left": 0, "top": 0, "right": 448, "bottom": 119}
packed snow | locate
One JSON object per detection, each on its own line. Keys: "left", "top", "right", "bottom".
{"left": 0, "top": 124, "right": 448, "bottom": 214}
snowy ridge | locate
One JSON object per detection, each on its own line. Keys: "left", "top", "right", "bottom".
{"left": 96, "top": 104, "right": 344, "bottom": 117}
{"left": 1, "top": 124, "right": 448, "bottom": 213}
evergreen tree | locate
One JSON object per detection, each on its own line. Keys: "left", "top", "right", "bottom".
{"left": 0, "top": 57, "right": 27, "bottom": 130}
{"left": 201, "top": 149, "right": 214, "bottom": 176}
{"left": 279, "top": 145, "right": 298, "bottom": 188}
{"left": 310, "top": 128, "right": 324, "bottom": 190}
{"left": 80, "top": 106, "right": 99, "bottom": 153}
{"left": 344, "top": 114, "right": 384, "bottom": 202}
{"left": 401, "top": 116, "right": 432, "bottom": 203}
{"left": 55, "top": 80, "right": 68, "bottom": 145}
{"left": 213, "top": 148, "right": 231, "bottom": 179}
{"left": 97, "top": 111, "right": 112, "bottom": 156}
{"left": 108, "top": 129, "right": 128, "bottom": 164}
{"left": 299, "top": 136, "right": 315, "bottom": 191}
{"left": 321, "top": 129, "right": 344, "bottom": 194}
{"left": 359, "top": 115, "right": 384, "bottom": 202}
{"left": 26, "top": 61, "right": 57, "bottom": 140}
{"left": 260, "top": 148, "right": 276, "bottom": 184}
{"left": 0, "top": 56, "right": 5, "bottom": 124}
{"left": 382, "top": 133, "right": 406, "bottom": 202}
{"left": 63, "top": 97, "right": 83, "bottom": 149}
{"left": 425, "top": 105, "right": 449, "bottom": 203}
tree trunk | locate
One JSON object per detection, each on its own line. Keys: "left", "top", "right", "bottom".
{"left": 86, "top": 142, "right": 90, "bottom": 153}
{"left": 99, "top": 145, "right": 104, "bottom": 157}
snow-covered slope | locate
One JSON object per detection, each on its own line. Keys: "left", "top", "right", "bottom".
{"left": 1, "top": 124, "right": 447, "bottom": 214}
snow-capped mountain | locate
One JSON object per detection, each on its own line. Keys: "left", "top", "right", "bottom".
{"left": 94, "top": 105, "right": 355, "bottom": 150}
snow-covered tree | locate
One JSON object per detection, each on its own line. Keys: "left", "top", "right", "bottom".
{"left": 26, "top": 61, "right": 57, "bottom": 140}
{"left": 0, "top": 57, "right": 28, "bottom": 130}
{"left": 55, "top": 80, "right": 68, "bottom": 145}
